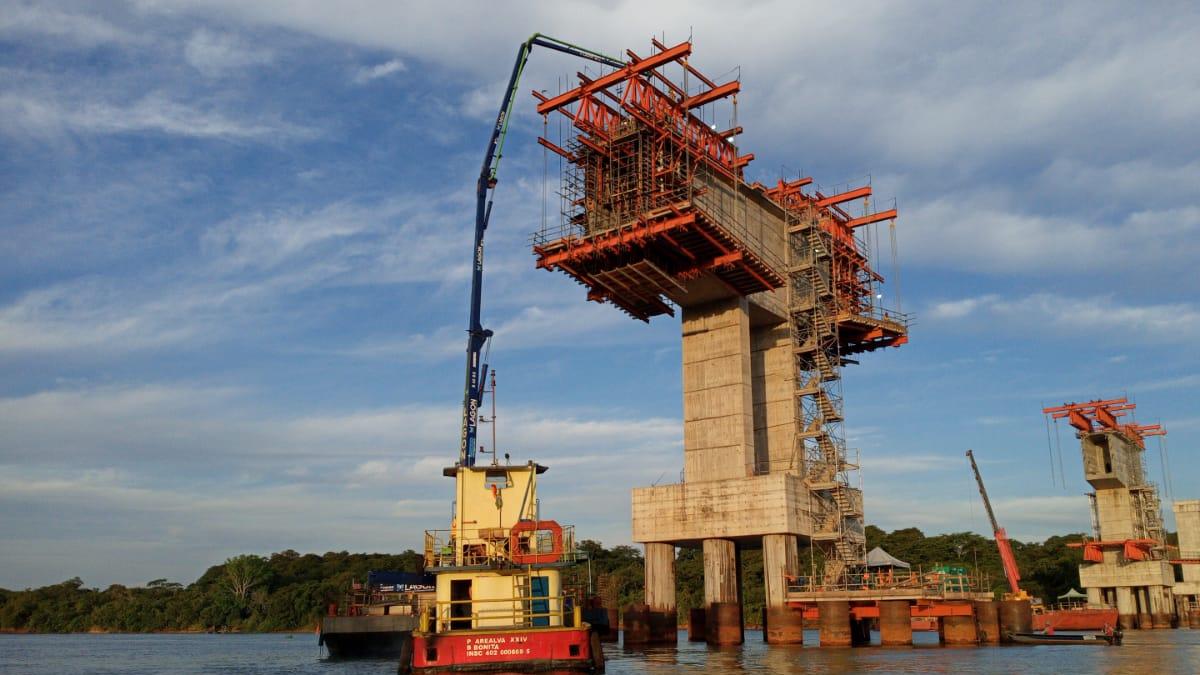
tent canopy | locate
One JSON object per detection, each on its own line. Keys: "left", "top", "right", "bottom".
{"left": 1058, "top": 588, "right": 1088, "bottom": 600}
{"left": 866, "top": 546, "right": 911, "bottom": 569}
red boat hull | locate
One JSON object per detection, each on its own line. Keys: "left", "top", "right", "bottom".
{"left": 1034, "top": 608, "right": 1119, "bottom": 631}
{"left": 410, "top": 626, "right": 598, "bottom": 673}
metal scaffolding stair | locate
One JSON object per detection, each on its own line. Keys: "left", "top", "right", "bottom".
{"left": 785, "top": 203, "right": 866, "bottom": 584}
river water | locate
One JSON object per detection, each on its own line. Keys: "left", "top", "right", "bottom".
{"left": 2, "top": 629, "right": 1198, "bottom": 674}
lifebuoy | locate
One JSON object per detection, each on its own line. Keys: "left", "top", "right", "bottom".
{"left": 509, "top": 519, "right": 564, "bottom": 565}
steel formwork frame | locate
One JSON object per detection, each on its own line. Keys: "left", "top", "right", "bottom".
{"left": 1044, "top": 398, "right": 1169, "bottom": 556}
{"left": 529, "top": 39, "right": 909, "bottom": 582}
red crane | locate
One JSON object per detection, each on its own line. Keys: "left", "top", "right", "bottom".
{"left": 966, "top": 449, "right": 1029, "bottom": 600}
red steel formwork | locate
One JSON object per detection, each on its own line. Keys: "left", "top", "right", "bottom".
{"left": 529, "top": 38, "right": 906, "bottom": 357}
{"left": 1042, "top": 398, "right": 1165, "bottom": 449}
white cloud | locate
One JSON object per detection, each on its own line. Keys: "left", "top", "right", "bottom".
{"left": 925, "top": 293, "right": 1200, "bottom": 344}
{"left": 0, "top": 91, "right": 312, "bottom": 140}
{"left": 0, "top": 4, "right": 139, "bottom": 46}
{"left": 184, "top": 29, "right": 273, "bottom": 76}
{"left": 353, "top": 58, "right": 406, "bottom": 84}
{"left": 0, "top": 379, "right": 681, "bottom": 586}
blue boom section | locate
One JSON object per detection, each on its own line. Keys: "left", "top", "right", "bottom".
{"left": 458, "top": 35, "right": 622, "bottom": 467}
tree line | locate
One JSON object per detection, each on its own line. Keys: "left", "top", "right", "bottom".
{"left": 0, "top": 527, "right": 1088, "bottom": 632}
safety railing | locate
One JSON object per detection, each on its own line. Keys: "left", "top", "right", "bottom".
{"left": 424, "top": 525, "right": 580, "bottom": 569}
{"left": 421, "top": 594, "right": 582, "bottom": 633}
{"left": 786, "top": 566, "right": 990, "bottom": 596}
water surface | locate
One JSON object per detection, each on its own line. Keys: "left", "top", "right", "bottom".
{"left": 2, "top": 629, "right": 1198, "bottom": 674}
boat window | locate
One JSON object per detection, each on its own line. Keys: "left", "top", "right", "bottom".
{"left": 484, "top": 470, "right": 509, "bottom": 490}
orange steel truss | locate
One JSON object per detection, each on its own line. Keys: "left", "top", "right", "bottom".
{"left": 1042, "top": 398, "right": 1166, "bottom": 448}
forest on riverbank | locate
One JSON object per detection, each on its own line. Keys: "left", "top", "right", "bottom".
{"left": 0, "top": 526, "right": 1089, "bottom": 633}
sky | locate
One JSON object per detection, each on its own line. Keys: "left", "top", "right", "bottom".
{"left": 1, "top": 0, "right": 1198, "bottom": 590}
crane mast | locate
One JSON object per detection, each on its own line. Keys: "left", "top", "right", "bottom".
{"left": 458, "top": 35, "right": 623, "bottom": 467}
{"left": 966, "top": 449, "right": 1027, "bottom": 599}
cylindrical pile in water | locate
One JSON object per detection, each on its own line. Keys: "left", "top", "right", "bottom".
{"left": 997, "top": 599, "right": 1032, "bottom": 642}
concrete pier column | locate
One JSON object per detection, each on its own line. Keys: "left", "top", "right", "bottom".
{"left": 973, "top": 600, "right": 1001, "bottom": 644}
{"left": 643, "top": 543, "right": 678, "bottom": 642}
{"left": 1137, "top": 587, "right": 1153, "bottom": 629}
{"left": 622, "top": 604, "right": 651, "bottom": 645}
{"left": 940, "top": 613, "right": 978, "bottom": 645}
{"left": 703, "top": 539, "right": 742, "bottom": 645}
{"left": 1086, "top": 587, "right": 1103, "bottom": 606}
{"left": 1116, "top": 587, "right": 1136, "bottom": 629}
{"left": 1150, "top": 588, "right": 1173, "bottom": 628}
{"left": 687, "top": 608, "right": 706, "bottom": 641}
{"left": 818, "top": 601, "right": 853, "bottom": 646}
{"left": 762, "top": 534, "right": 803, "bottom": 644}
{"left": 997, "top": 599, "right": 1032, "bottom": 642}
{"left": 682, "top": 298, "right": 756, "bottom": 483}
{"left": 1188, "top": 605, "right": 1200, "bottom": 629}
{"left": 601, "top": 608, "right": 619, "bottom": 642}
{"left": 879, "top": 600, "right": 912, "bottom": 646}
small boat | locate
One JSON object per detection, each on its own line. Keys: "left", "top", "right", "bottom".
{"left": 1006, "top": 630, "right": 1122, "bottom": 646}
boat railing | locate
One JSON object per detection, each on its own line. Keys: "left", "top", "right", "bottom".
{"left": 422, "top": 593, "right": 583, "bottom": 633}
{"left": 332, "top": 590, "right": 438, "bottom": 618}
{"left": 424, "top": 525, "right": 581, "bottom": 568}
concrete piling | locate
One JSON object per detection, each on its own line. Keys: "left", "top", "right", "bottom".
{"left": 687, "top": 608, "right": 707, "bottom": 641}
{"left": 643, "top": 543, "right": 678, "bottom": 643}
{"left": 602, "top": 608, "right": 619, "bottom": 642}
{"left": 1116, "top": 587, "right": 1136, "bottom": 629}
{"left": 973, "top": 600, "right": 1001, "bottom": 644}
{"left": 818, "top": 601, "right": 852, "bottom": 647}
{"left": 878, "top": 600, "right": 912, "bottom": 646}
{"left": 762, "top": 534, "right": 802, "bottom": 644}
{"left": 997, "top": 599, "right": 1032, "bottom": 642}
{"left": 621, "top": 604, "right": 651, "bottom": 645}
{"left": 703, "top": 539, "right": 742, "bottom": 645}
{"left": 707, "top": 602, "right": 743, "bottom": 645}
{"left": 940, "top": 614, "right": 978, "bottom": 645}
{"left": 765, "top": 607, "right": 805, "bottom": 645}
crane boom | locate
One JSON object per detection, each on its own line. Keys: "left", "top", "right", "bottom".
{"left": 966, "top": 449, "right": 1025, "bottom": 598}
{"left": 458, "top": 35, "right": 623, "bottom": 468}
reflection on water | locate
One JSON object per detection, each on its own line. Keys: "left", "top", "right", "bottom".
{"left": 0, "top": 629, "right": 1197, "bottom": 674}
{"left": 605, "top": 629, "right": 1200, "bottom": 674}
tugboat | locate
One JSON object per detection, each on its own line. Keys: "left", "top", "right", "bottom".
{"left": 402, "top": 460, "right": 602, "bottom": 673}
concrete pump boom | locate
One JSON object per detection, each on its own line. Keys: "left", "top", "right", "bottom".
{"left": 458, "top": 35, "right": 623, "bottom": 468}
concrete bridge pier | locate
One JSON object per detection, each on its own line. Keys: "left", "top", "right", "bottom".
{"left": 818, "top": 601, "right": 852, "bottom": 646}
{"left": 762, "top": 534, "right": 804, "bottom": 644}
{"left": 973, "top": 600, "right": 1001, "bottom": 644}
{"left": 997, "top": 599, "right": 1032, "bottom": 641}
{"left": 879, "top": 600, "right": 912, "bottom": 646}
{"left": 1116, "top": 587, "right": 1136, "bottom": 629}
{"left": 704, "top": 538, "right": 743, "bottom": 645}
{"left": 643, "top": 543, "right": 678, "bottom": 642}
{"left": 940, "top": 612, "right": 978, "bottom": 645}
{"left": 1137, "top": 587, "right": 1153, "bottom": 629}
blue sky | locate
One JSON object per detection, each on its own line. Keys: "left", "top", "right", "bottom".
{"left": 2, "top": 1, "right": 1198, "bottom": 589}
